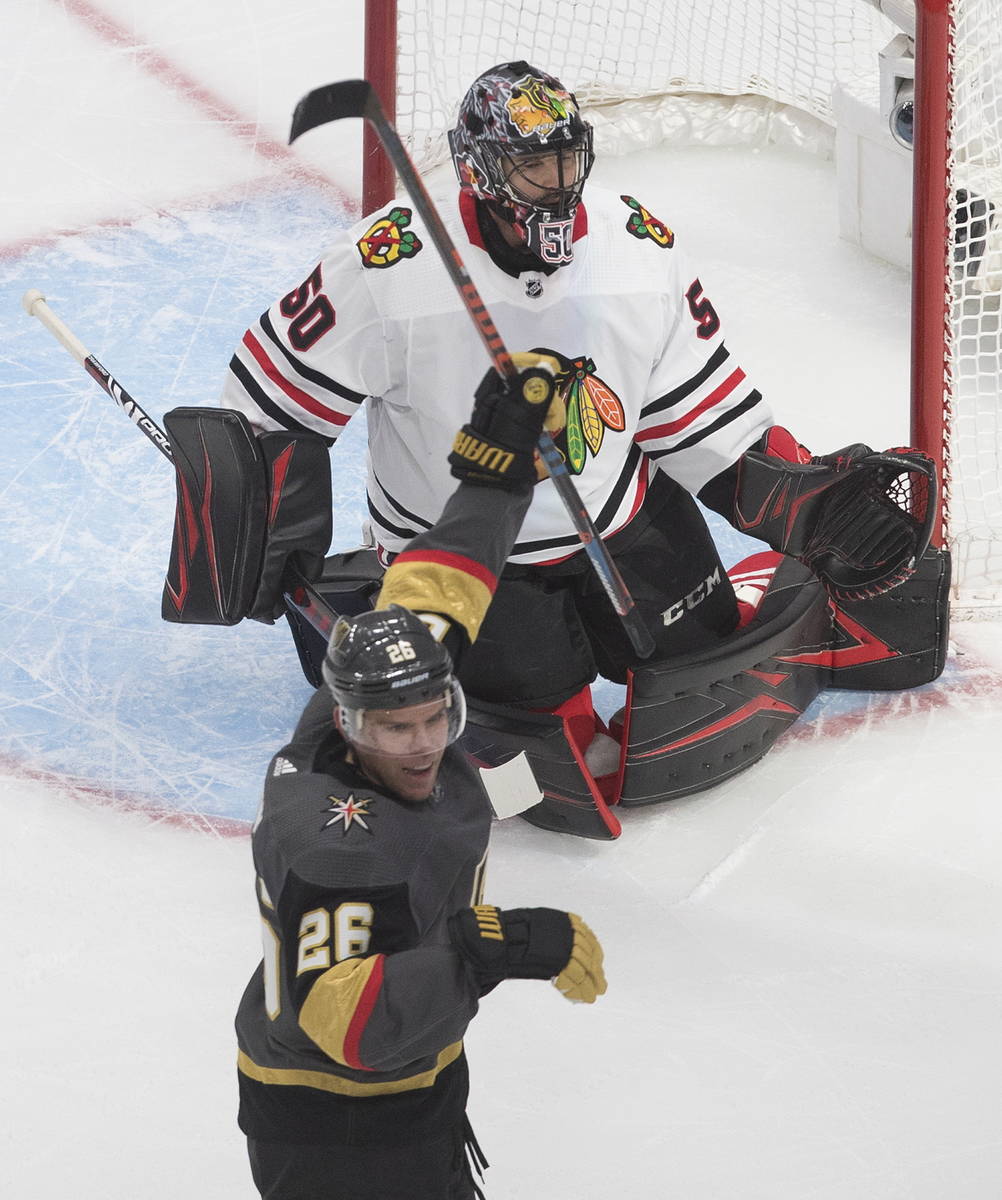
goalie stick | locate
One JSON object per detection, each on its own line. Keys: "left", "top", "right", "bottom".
{"left": 289, "top": 79, "right": 655, "bottom": 661}
{"left": 20, "top": 289, "right": 335, "bottom": 640}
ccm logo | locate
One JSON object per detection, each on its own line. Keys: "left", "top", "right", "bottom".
{"left": 661, "top": 567, "right": 722, "bottom": 627}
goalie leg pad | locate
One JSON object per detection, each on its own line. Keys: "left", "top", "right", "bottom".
{"left": 618, "top": 557, "right": 832, "bottom": 806}
{"left": 461, "top": 699, "right": 621, "bottom": 840}
{"left": 284, "top": 549, "right": 385, "bottom": 686}
{"left": 826, "top": 546, "right": 951, "bottom": 690}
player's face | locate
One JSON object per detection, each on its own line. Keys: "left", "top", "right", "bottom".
{"left": 350, "top": 697, "right": 451, "bottom": 802}
{"left": 501, "top": 147, "right": 583, "bottom": 210}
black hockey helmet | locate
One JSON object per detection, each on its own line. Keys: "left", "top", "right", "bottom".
{"left": 322, "top": 606, "right": 466, "bottom": 753}
{"left": 448, "top": 61, "right": 595, "bottom": 264}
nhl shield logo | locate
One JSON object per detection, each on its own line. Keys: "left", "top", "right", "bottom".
{"left": 621, "top": 195, "right": 675, "bottom": 248}
{"left": 356, "top": 207, "right": 423, "bottom": 269}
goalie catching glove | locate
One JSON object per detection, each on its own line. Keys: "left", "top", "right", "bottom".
{"left": 733, "top": 427, "right": 937, "bottom": 601}
{"left": 449, "top": 904, "right": 607, "bottom": 1004}
{"left": 448, "top": 350, "right": 565, "bottom": 489}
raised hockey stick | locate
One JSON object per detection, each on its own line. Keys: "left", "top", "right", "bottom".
{"left": 20, "top": 289, "right": 337, "bottom": 640}
{"left": 289, "top": 80, "right": 655, "bottom": 660}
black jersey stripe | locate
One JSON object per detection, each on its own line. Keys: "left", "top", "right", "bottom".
{"left": 228, "top": 356, "right": 334, "bottom": 441}
{"left": 260, "top": 310, "right": 367, "bottom": 406}
{"left": 511, "top": 529, "right": 581, "bottom": 555}
{"left": 511, "top": 450, "right": 645, "bottom": 556}
{"left": 645, "top": 389, "right": 764, "bottom": 458}
{"left": 639, "top": 342, "right": 731, "bottom": 420}
{"left": 370, "top": 470, "right": 435, "bottom": 530}
{"left": 366, "top": 493, "right": 423, "bottom": 541}
{"left": 596, "top": 443, "right": 643, "bottom": 528}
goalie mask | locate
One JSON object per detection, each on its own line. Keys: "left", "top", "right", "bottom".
{"left": 322, "top": 605, "right": 466, "bottom": 756}
{"left": 449, "top": 61, "right": 595, "bottom": 265}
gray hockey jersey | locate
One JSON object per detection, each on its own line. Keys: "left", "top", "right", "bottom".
{"left": 236, "top": 687, "right": 491, "bottom": 1145}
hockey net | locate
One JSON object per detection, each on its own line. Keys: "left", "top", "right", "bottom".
{"left": 368, "top": 0, "right": 1002, "bottom": 613}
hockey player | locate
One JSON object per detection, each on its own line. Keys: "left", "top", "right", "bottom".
{"left": 221, "top": 62, "right": 934, "bottom": 802}
{"left": 236, "top": 352, "right": 607, "bottom": 1200}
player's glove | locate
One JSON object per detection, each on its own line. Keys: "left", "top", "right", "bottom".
{"left": 448, "top": 350, "right": 565, "bottom": 489}
{"left": 734, "top": 426, "right": 937, "bottom": 601}
{"left": 449, "top": 904, "right": 607, "bottom": 1004}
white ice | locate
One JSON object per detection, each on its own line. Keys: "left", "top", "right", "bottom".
{"left": 2, "top": 3, "right": 1002, "bottom": 1198}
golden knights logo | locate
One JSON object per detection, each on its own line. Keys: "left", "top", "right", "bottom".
{"left": 323, "top": 793, "right": 374, "bottom": 836}
{"left": 544, "top": 358, "right": 626, "bottom": 476}
{"left": 356, "top": 208, "right": 423, "bottom": 268}
{"left": 507, "top": 76, "right": 577, "bottom": 137}
{"left": 621, "top": 195, "right": 675, "bottom": 248}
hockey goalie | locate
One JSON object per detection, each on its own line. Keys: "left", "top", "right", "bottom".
{"left": 162, "top": 62, "right": 950, "bottom": 840}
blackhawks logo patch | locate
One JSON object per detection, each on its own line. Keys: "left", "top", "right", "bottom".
{"left": 545, "top": 358, "right": 626, "bottom": 476}
{"left": 506, "top": 75, "right": 578, "bottom": 138}
{"left": 621, "top": 195, "right": 675, "bottom": 248}
{"left": 323, "top": 793, "right": 374, "bottom": 836}
{"left": 356, "top": 208, "right": 423, "bottom": 268}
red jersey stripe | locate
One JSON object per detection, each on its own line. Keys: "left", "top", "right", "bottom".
{"left": 636, "top": 367, "right": 747, "bottom": 443}
{"left": 341, "top": 955, "right": 386, "bottom": 1071}
{"left": 242, "top": 330, "right": 351, "bottom": 428}
{"left": 392, "top": 548, "right": 499, "bottom": 594}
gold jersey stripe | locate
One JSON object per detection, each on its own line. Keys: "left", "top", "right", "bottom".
{"left": 236, "top": 1040, "right": 463, "bottom": 1097}
{"left": 377, "top": 559, "right": 494, "bottom": 642}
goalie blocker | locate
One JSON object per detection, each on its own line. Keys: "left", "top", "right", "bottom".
{"left": 161, "top": 407, "right": 332, "bottom": 625}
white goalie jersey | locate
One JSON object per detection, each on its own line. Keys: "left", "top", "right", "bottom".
{"left": 220, "top": 184, "right": 773, "bottom": 565}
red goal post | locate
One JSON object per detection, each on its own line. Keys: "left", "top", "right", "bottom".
{"left": 363, "top": 0, "right": 1002, "bottom": 612}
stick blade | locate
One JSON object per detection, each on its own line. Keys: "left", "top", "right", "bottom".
{"left": 289, "top": 80, "right": 374, "bottom": 143}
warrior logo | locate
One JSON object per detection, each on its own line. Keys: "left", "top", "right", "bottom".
{"left": 544, "top": 357, "right": 626, "bottom": 476}
{"left": 621, "top": 195, "right": 675, "bottom": 248}
{"left": 356, "top": 208, "right": 423, "bottom": 268}
{"left": 323, "top": 793, "right": 374, "bottom": 836}
{"left": 506, "top": 77, "right": 577, "bottom": 138}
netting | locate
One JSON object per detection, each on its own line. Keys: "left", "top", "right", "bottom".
{"left": 391, "top": 0, "right": 1002, "bottom": 609}
{"left": 395, "top": 0, "right": 897, "bottom": 166}
{"left": 947, "top": 0, "right": 1002, "bottom": 606}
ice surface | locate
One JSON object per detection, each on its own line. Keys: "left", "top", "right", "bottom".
{"left": 2, "top": 3, "right": 1001, "bottom": 1197}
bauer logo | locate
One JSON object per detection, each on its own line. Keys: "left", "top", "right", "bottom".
{"left": 356, "top": 207, "right": 423, "bottom": 268}
{"left": 621, "top": 195, "right": 675, "bottom": 248}
{"left": 390, "top": 671, "right": 429, "bottom": 688}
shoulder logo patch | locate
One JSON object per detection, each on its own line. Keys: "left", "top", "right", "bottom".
{"left": 323, "top": 793, "right": 374, "bottom": 836}
{"left": 272, "top": 756, "right": 297, "bottom": 777}
{"left": 356, "top": 207, "right": 423, "bottom": 268}
{"left": 621, "top": 195, "right": 675, "bottom": 248}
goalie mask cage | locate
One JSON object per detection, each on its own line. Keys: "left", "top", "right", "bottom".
{"left": 363, "top": 0, "right": 1002, "bottom": 614}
